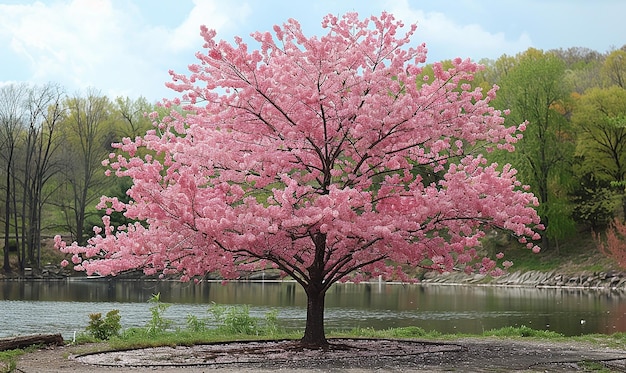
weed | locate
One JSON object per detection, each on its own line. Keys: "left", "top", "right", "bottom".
{"left": 579, "top": 360, "right": 614, "bottom": 372}
{"left": 208, "top": 303, "right": 258, "bottom": 335}
{"left": 186, "top": 314, "right": 207, "bottom": 333}
{"left": 263, "top": 309, "right": 280, "bottom": 336}
{"left": 146, "top": 293, "right": 172, "bottom": 335}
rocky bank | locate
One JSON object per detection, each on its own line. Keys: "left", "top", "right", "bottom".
{"left": 422, "top": 269, "right": 626, "bottom": 290}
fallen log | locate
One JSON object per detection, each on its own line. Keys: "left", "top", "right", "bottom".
{"left": 0, "top": 334, "right": 64, "bottom": 351}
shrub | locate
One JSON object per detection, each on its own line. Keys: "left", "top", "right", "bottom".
{"left": 85, "top": 309, "right": 122, "bottom": 340}
{"left": 595, "top": 218, "right": 626, "bottom": 269}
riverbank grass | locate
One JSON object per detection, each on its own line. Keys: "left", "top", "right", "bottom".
{"left": 4, "top": 326, "right": 626, "bottom": 373}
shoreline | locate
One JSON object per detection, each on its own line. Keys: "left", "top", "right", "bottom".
{"left": 2, "top": 269, "right": 626, "bottom": 291}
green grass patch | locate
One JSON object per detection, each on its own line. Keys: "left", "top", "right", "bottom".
{"left": 579, "top": 360, "right": 615, "bottom": 373}
{"left": 483, "top": 325, "right": 565, "bottom": 339}
{"left": 0, "top": 345, "right": 45, "bottom": 373}
{"left": 0, "top": 349, "right": 23, "bottom": 373}
{"left": 493, "top": 233, "right": 619, "bottom": 274}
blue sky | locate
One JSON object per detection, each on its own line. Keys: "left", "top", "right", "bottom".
{"left": 1, "top": 0, "right": 625, "bottom": 102}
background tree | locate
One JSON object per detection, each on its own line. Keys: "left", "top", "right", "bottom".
{"left": 17, "top": 83, "right": 65, "bottom": 268}
{"left": 494, "top": 49, "right": 575, "bottom": 251}
{"left": 571, "top": 86, "right": 626, "bottom": 218}
{"left": 0, "top": 83, "right": 65, "bottom": 271}
{"left": 114, "top": 96, "right": 153, "bottom": 138}
{"left": 0, "top": 83, "right": 28, "bottom": 272}
{"left": 58, "top": 89, "right": 115, "bottom": 245}
{"left": 569, "top": 171, "right": 615, "bottom": 230}
{"left": 550, "top": 47, "right": 604, "bottom": 94}
{"left": 475, "top": 54, "right": 517, "bottom": 90}
{"left": 58, "top": 13, "right": 542, "bottom": 347}
{"left": 602, "top": 50, "right": 626, "bottom": 88}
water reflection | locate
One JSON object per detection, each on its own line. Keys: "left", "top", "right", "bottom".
{"left": 1, "top": 280, "right": 624, "bottom": 339}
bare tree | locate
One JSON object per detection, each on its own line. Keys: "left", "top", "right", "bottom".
{"left": 18, "top": 83, "right": 65, "bottom": 268}
{"left": 114, "top": 96, "right": 153, "bottom": 138}
{"left": 0, "top": 83, "right": 28, "bottom": 272}
{"left": 59, "top": 89, "right": 115, "bottom": 245}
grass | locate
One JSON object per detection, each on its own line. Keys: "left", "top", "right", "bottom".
{"left": 5, "top": 324, "right": 626, "bottom": 372}
{"left": 492, "top": 233, "right": 620, "bottom": 274}
{"left": 0, "top": 346, "right": 42, "bottom": 373}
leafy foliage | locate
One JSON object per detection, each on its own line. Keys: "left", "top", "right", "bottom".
{"left": 493, "top": 49, "right": 574, "bottom": 249}
{"left": 85, "top": 309, "right": 122, "bottom": 340}
{"left": 569, "top": 172, "right": 616, "bottom": 230}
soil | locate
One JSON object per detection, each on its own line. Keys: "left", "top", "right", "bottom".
{"left": 13, "top": 337, "right": 626, "bottom": 372}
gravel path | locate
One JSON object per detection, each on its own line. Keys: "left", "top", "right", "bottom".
{"left": 14, "top": 338, "right": 626, "bottom": 372}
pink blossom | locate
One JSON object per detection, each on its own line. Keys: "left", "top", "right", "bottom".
{"left": 54, "top": 12, "right": 542, "bottom": 345}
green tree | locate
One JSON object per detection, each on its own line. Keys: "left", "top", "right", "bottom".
{"left": 494, "top": 49, "right": 575, "bottom": 251}
{"left": 550, "top": 47, "right": 604, "bottom": 94}
{"left": 602, "top": 50, "right": 626, "bottom": 88}
{"left": 571, "top": 86, "right": 626, "bottom": 218}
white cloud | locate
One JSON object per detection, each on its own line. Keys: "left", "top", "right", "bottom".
{"left": 385, "top": 0, "right": 532, "bottom": 61}
{"left": 0, "top": 0, "right": 252, "bottom": 100}
{"left": 166, "top": 0, "right": 252, "bottom": 52}
{"left": 0, "top": 0, "right": 142, "bottom": 96}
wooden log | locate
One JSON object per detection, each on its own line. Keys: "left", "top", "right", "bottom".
{"left": 0, "top": 334, "right": 64, "bottom": 351}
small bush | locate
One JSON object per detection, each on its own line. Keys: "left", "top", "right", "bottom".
{"left": 146, "top": 293, "right": 172, "bottom": 335}
{"left": 208, "top": 303, "right": 258, "bottom": 335}
{"left": 85, "top": 309, "right": 122, "bottom": 340}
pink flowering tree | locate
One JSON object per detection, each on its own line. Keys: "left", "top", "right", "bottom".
{"left": 56, "top": 12, "right": 541, "bottom": 347}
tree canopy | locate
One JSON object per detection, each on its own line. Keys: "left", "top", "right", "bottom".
{"left": 56, "top": 12, "right": 542, "bottom": 346}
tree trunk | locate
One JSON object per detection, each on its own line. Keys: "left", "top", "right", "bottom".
{"left": 301, "top": 284, "right": 328, "bottom": 347}
{"left": 540, "top": 215, "right": 550, "bottom": 251}
{"left": 3, "top": 155, "right": 12, "bottom": 273}
{"left": 0, "top": 334, "right": 63, "bottom": 351}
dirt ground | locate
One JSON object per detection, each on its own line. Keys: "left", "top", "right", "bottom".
{"left": 12, "top": 337, "right": 626, "bottom": 372}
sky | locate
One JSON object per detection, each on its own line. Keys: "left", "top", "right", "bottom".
{"left": 1, "top": 0, "right": 625, "bottom": 102}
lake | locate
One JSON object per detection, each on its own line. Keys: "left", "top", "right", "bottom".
{"left": 1, "top": 279, "right": 624, "bottom": 340}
